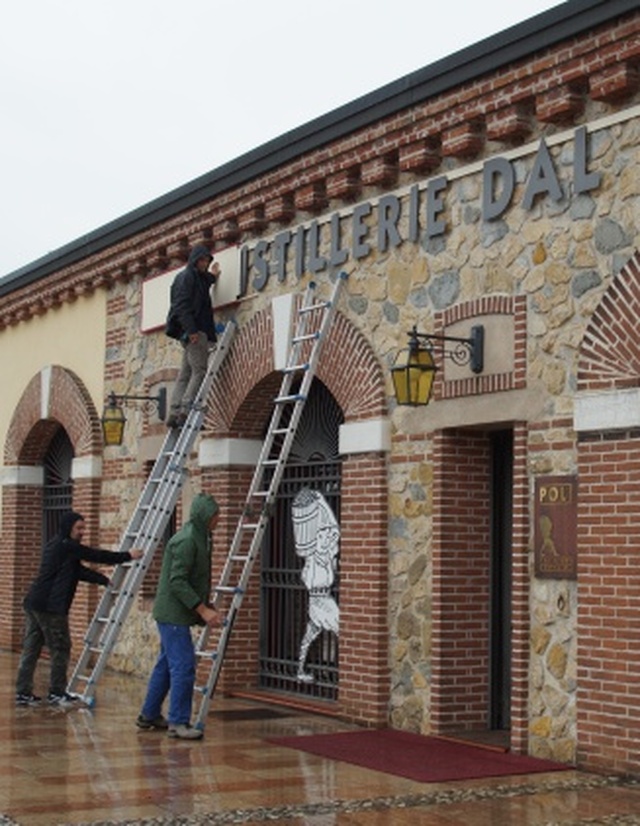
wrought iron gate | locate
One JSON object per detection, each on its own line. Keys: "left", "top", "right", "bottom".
{"left": 42, "top": 428, "right": 74, "bottom": 545}
{"left": 259, "top": 381, "right": 342, "bottom": 701}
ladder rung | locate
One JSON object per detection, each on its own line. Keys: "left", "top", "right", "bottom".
{"left": 299, "top": 301, "right": 329, "bottom": 314}
{"left": 282, "top": 363, "right": 309, "bottom": 374}
{"left": 214, "top": 585, "right": 243, "bottom": 594}
{"left": 292, "top": 332, "right": 320, "bottom": 343}
{"left": 274, "top": 394, "right": 306, "bottom": 404}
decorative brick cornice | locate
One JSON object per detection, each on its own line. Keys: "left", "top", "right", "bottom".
{"left": 166, "top": 238, "right": 189, "bottom": 265}
{"left": 264, "top": 194, "right": 295, "bottom": 224}
{"left": 294, "top": 182, "right": 328, "bottom": 214}
{"left": 237, "top": 206, "right": 266, "bottom": 234}
{"left": 486, "top": 103, "right": 533, "bottom": 143}
{"left": 213, "top": 219, "right": 240, "bottom": 245}
{"left": 535, "top": 83, "right": 586, "bottom": 124}
{"left": 441, "top": 121, "right": 484, "bottom": 158}
{"left": 326, "top": 168, "right": 361, "bottom": 201}
{"left": 361, "top": 154, "right": 398, "bottom": 187}
{"left": 398, "top": 140, "right": 441, "bottom": 173}
{"left": 590, "top": 62, "right": 640, "bottom": 102}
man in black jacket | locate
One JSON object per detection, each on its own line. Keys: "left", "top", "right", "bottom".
{"left": 165, "top": 245, "right": 221, "bottom": 428}
{"left": 15, "top": 511, "right": 142, "bottom": 706}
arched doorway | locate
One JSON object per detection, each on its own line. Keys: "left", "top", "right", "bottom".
{"left": 259, "top": 379, "right": 343, "bottom": 701}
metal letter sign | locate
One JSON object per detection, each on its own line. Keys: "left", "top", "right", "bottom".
{"left": 534, "top": 475, "right": 577, "bottom": 579}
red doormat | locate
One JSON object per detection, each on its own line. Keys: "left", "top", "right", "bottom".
{"left": 267, "top": 729, "right": 570, "bottom": 783}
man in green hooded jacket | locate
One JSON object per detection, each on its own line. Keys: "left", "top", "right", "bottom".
{"left": 137, "top": 492, "right": 220, "bottom": 740}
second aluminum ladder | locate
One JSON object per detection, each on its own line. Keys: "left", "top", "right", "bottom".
{"left": 192, "top": 272, "right": 348, "bottom": 730}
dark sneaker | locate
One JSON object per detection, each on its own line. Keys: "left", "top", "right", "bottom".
{"left": 16, "top": 692, "right": 42, "bottom": 706}
{"left": 48, "top": 691, "right": 79, "bottom": 706}
{"left": 167, "top": 723, "right": 203, "bottom": 740}
{"left": 136, "top": 713, "right": 169, "bottom": 730}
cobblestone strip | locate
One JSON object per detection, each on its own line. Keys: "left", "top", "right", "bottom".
{"left": 49, "top": 773, "right": 640, "bottom": 826}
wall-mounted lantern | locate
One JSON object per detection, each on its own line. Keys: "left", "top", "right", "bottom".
{"left": 101, "top": 388, "right": 167, "bottom": 446}
{"left": 391, "top": 324, "right": 484, "bottom": 406}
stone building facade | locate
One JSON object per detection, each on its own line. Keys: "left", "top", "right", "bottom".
{"left": 2, "top": 0, "right": 640, "bottom": 776}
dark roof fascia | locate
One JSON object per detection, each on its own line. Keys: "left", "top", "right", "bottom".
{"left": 1, "top": 0, "right": 636, "bottom": 297}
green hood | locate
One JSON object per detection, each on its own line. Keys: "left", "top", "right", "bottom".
{"left": 189, "top": 492, "right": 219, "bottom": 531}
{"left": 152, "top": 492, "right": 219, "bottom": 627}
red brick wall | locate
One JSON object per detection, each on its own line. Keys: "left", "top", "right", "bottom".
{"left": 0, "top": 485, "right": 43, "bottom": 649}
{"left": 510, "top": 422, "right": 531, "bottom": 754}
{"left": 338, "top": 452, "right": 389, "bottom": 724}
{"left": 200, "top": 465, "right": 261, "bottom": 692}
{"left": 432, "top": 429, "right": 492, "bottom": 731}
{"left": 577, "top": 431, "right": 640, "bottom": 775}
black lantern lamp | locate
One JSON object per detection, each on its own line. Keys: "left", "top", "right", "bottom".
{"left": 391, "top": 324, "right": 484, "bottom": 406}
{"left": 101, "top": 388, "right": 167, "bottom": 447}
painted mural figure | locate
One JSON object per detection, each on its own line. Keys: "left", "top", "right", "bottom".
{"left": 538, "top": 514, "right": 559, "bottom": 557}
{"left": 291, "top": 488, "right": 340, "bottom": 683}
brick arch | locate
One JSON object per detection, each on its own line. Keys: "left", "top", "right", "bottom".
{"left": 577, "top": 250, "right": 640, "bottom": 393}
{"left": 206, "top": 304, "right": 387, "bottom": 434}
{"left": 4, "top": 366, "right": 102, "bottom": 464}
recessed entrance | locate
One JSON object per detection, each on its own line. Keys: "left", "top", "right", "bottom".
{"left": 433, "top": 426, "right": 513, "bottom": 746}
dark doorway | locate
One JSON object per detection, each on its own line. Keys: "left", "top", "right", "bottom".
{"left": 489, "top": 429, "right": 513, "bottom": 730}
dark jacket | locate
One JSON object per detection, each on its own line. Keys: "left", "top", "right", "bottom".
{"left": 165, "top": 245, "right": 217, "bottom": 343}
{"left": 153, "top": 493, "right": 219, "bottom": 626}
{"left": 24, "top": 513, "right": 133, "bottom": 616}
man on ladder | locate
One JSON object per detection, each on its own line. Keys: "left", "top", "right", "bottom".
{"left": 165, "top": 245, "right": 221, "bottom": 428}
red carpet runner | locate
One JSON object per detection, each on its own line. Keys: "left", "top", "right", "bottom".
{"left": 267, "top": 729, "right": 570, "bottom": 783}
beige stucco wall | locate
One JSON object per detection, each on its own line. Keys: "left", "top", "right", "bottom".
{"left": 0, "top": 291, "right": 107, "bottom": 509}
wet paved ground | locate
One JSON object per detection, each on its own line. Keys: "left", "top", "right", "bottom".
{"left": 2, "top": 650, "right": 640, "bottom": 825}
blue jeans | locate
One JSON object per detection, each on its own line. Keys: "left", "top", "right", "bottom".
{"left": 140, "top": 623, "right": 196, "bottom": 726}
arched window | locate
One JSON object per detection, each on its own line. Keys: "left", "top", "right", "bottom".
{"left": 42, "top": 428, "right": 74, "bottom": 544}
{"left": 260, "top": 379, "right": 343, "bottom": 701}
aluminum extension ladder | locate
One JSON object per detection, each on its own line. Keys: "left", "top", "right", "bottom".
{"left": 193, "top": 272, "right": 348, "bottom": 730}
{"left": 67, "top": 321, "right": 237, "bottom": 706}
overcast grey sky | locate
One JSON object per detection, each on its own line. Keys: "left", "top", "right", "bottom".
{"left": 0, "top": 0, "right": 564, "bottom": 278}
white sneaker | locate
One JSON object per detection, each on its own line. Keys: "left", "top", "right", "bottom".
{"left": 167, "top": 723, "right": 203, "bottom": 740}
{"left": 48, "top": 692, "right": 79, "bottom": 706}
